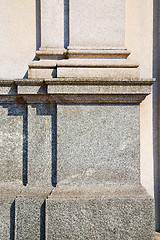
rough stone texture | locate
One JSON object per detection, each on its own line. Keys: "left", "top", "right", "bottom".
{"left": 69, "top": 0, "right": 125, "bottom": 48}
{"left": 57, "top": 104, "right": 140, "bottom": 186}
{"left": 0, "top": 104, "right": 24, "bottom": 183}
{"left": 57, "top": 67, "right": 140, "bottom": 78}
{"left": 67, "top": 49, "right": 130, "bottom": 59}
{"left": 57, "top": 59, "right": 139, "bottom": 67}
{"left": 0, "top": 199, "right": 13, "bottom": 240}
{"left": 46, "top": 186, "right": 155, "bottom": 240}
{"left": 48, "top": 84, "right": 151, "bottom": 95}
{"left": 28, "top": 104, "right": 56, "bottom": 186}
{"left": 15, "top": 186, "right": 52, "bottom": 240}
{"left": 28, "top": 68, "right": 57, "bottom": 79}
{"left": 0, "top": 183, "right": 21, "bottom": 240}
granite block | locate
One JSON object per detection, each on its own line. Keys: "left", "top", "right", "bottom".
{"left": 57, "top": 104, "right": 140, "bottom": 186}
{"left": 57, "top": 67, "right": 140, "bottom": 78}
{"left": 46, "top": 186, "right": 155, "bottom": 240}
{"left": 0, "top": 104, "right": 25, "bottom": 183}
{"left": 28, "top": 104, "right": 56, "bottom": 186}
{"left": 0, "top": 183, "right": 21, "bottom": 240}
{"left": 48, "top": 84, "right": 151, "bottom": 95}
{"left": 0, "top": 199, "right": 14, "bottom": 240}
{"left": 15, "top": 186, "right": 52, "bottom": 240}
{"left": 15, "top": 198, "right": 44, "bottom": 240}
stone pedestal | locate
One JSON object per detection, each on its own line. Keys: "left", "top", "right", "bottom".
{"left": 46, "top": 186, "right": 154, "bottom": 240}
{"left": 0, "top": 0, "right": 156, "bottom": 238}
{"left": 0, "top": 77, "right": 155, "bottom": 239}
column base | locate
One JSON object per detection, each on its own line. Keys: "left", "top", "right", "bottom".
{"left": 28, "top": 59, "right": 140, "bottom": 79}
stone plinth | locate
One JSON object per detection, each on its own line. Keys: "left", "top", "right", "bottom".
{"left": 0, "top": 77, "right": 155, "bottom": 239}
{"left": 15, "top": 186, "right": 52, "bottom": 240}
{"left": 46, "top": 186, "right": 155, "bottom": 240}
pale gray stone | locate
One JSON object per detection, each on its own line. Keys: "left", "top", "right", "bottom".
{"left": 57, "top": 104, "right": 140, "bottom": 186}
{"left": 28, "top": 104, "right": 56, "bottom": 186}
{"left": 48, "top": 84, "right": 151, "bottom": 95}
{"left": 15, "top": 186, "right": 52, "bottom": 240}
{"left": 41, "top": 0, "right": 64, "bottom": 49}
{"left": 57, "top": 67, "right": 140, "bottom": 78}
{"left": 46, "top": 186, "right": 155, "bottom": 240}
{"left": 0, "top": 199, "right": 14, "bottom": 240}
{"left": 0, "top": 183, "right": 21, "bottom": 240}
{"left": 0, "top": 104, "right": 25, "bottom": 183}
{"left": 15, "top": 198, "right": 44, "bottom": 240}
{"left": 69, "top": 0, "right": 125, "bottom": 48}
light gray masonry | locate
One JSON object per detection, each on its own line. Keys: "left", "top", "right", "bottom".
{"left": 46, "top": 186, "right": 155, "bottom": 240}
{"left": 0, "top": 77, "right": 155, "bottom": 239}
{"left": 57, "top": 104, "right": 140, "bottom": 186}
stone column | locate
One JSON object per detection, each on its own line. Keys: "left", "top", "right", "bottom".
{"left": 36, "top": 0, "right": 66, "bottom": 60}
{"left": 56, "top": 0, "right": 140, "bottom": 78}
{"left": 29, "top": 0, "right": 140, "bottom": 79}
{"left": 68, "top": 0, "right": 126, "bottom": 52}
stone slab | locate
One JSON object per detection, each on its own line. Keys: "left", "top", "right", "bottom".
{"left": 57, "top": 104, "right": 140, "bottom": 186}
{"left": 57, "top": 67, "right": 140, "bottom": 78}
{"left": 15, "top": 186, "right": 52, "bottom": 240}
{"left": 0, "top": 104, "right": 24, "bottom": 183}
{"left": 57, "top": 59, "right": 139, "bottom": 68}
{"left": 0, "top": 183, "right": 21, "bottom": 240}
{"left": 28, "top": 68, "right": 56, "bottom": 79}
{"left": 0, "top": 199, "right": 14, "bottom": 240}
{"left": 18, "top": 85, "right": 47, "bottom": 95}
{"left": 28, "top": 104, "right": 56, "bottom": 186}
{"left": 46, "top": 186, "right": 155, "bottom": 240}
{"left": 48, "top": 84, "right": 151, "bottom": 95}
{"left": 67, "top": 49, "right": 130, "bottom": 59}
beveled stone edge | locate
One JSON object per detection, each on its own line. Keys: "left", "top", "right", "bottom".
{"left": 28, "top": 59, "right": 139, "bottom": 69}
{"left": 0, "top": 78, "right": 155, "bottom": 104}
{"left": 48, "top": 185, "right": 153, "bottom": 199}
{"left": 0, "top": 94, "right": 148, "bottom": 104}
{"left": 0, "top": 77, "right": 156, "bottom": 86}
{"left": 36, "top": 48, "right": 131, "bottom": 59}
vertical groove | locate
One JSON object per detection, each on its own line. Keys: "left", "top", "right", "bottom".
{"left": 51, "top": 104, "right": 57, "bottom": 187}
{"left": 153, "top": 0, "right": 160, "bottom": 231}
{"left": 64, "top": 0, "right": 69, "bottom": 49}
{"left": 40, "top": 201, "right": 46, "bottom": 240}
{"left": 36, "top": 0, "right": 41, "bottom": 50}
{"left": 10, "top": 200, "right": 15, "bottom": 240}
{"left": 23, "top": 105, "right": 28, "bottom": 186}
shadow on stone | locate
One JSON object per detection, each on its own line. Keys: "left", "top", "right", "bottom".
{"left": 2, "top": 104, "right": 28, "bottom": 186}
{"left": 10, "top": 200, "right": 15, "bottom": 240}
{"left": 31, "top": 103, "right": 57, "bottom": 186}
{"left": 64, "top": 0, "right": 69, "bottom": 49}
{"left": 52, "top": 68, "right": 57, "bottom": 78}
{"left": 40, "top": 201, "right": 45, "bottom": 240}
{"left": 8, "top": 85, "right": 17, "bottom": 95}
{"left": 36, "top": 0, "right": 41, "bottom": 51}
{"left": 37, "top": 84, "right": 47, "bottom": 94}
{"left": 153, "top": 0, "right": 160, "bottom": 231}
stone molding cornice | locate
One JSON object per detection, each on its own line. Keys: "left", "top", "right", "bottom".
{"left": 0, "top": 77, "right": 155, "bottom": 104}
